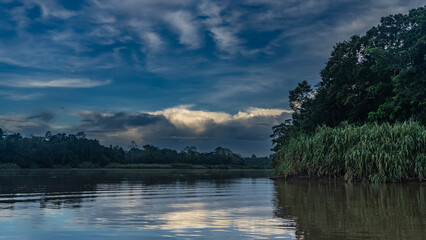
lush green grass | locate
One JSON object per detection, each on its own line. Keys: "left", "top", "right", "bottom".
{"left": 275, "top": 121, "right": 426, "bottom": 183}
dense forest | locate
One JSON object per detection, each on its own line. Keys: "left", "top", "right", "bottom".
{"left": 272, "top": 7, "right": 426, "bottom": 182}
{"left": 0, "top": 129, "right": 270, "bottom": 169}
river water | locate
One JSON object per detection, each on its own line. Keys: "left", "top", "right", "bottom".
{"left": 0, "top": 170, "right": 424, "bottom": 239}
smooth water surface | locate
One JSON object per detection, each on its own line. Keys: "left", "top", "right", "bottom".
{"left": 0, "top": 170, "right": 424, "bottom": 239}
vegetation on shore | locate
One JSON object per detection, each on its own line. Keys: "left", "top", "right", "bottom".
{"left": 274, "top": 121, "right": 425, "bottom": 182}
{"left": 0, "top": 129, "right": 271, "bottom": 169}
{"left": 272, "top": 6, "right": 426, "bottom": 182}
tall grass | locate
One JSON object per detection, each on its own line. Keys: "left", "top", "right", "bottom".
{"left": 275, "top": 121, "right": 426, "bottom": 182}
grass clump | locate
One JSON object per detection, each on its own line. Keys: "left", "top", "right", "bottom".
{"left": 275, "top": 120, "right": 426, "bottom": 183}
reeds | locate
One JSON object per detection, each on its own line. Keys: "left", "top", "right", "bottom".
{"left": 275, "top": 120, "right": 426, "bottom": 182}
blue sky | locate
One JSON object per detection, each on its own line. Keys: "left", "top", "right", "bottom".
{"left": 0, "top": 0, "right": 423, "bottom": 155}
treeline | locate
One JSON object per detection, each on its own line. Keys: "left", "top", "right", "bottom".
{"left": 272, "top": 7, "right": 426, "bottom": 182}
{"left": 0, "top": 129, "right": 270, "bottom": 168}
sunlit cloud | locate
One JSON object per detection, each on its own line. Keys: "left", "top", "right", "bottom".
{"left": 234, "top": 107, "right": 293, "bottom": 119}
{"left": 149, "top": 106, "right": 230, "bottom": 133}
{"left": 149, "top": 105, "right": 290, "bottom": 133}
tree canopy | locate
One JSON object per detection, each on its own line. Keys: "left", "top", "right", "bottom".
{"left": 0, "top": 130, "right": 268, "bottom": 168}
{"left": 272, "top": 6, "right": 426, "bottom": 155}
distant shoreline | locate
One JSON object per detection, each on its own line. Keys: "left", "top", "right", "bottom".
{"left": 0, "top": 168, "right": 272, "bottom": 171}
{"left": 0, "top": 163, "right": 272, "bottom": 170}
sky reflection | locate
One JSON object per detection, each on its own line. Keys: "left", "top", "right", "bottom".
{"left": 0, "top": 170, "right": 293, "bottom": 240}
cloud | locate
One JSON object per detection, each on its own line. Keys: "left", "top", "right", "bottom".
{"left": 149, "top": 106, "right": 231, "bottom": 133}
{"left": 140, "top": 32, "right": 165, "bottom": 54}
{"left": 165, "top": 10, "right": 202, "bottom": 49}
{"left": 0, "top": 105, "right": 289, "bottom": 154}
{"left": 25, "top": 0, "right": 77, "bottom": 19}
{"left": 210, "top": 27, "right": 241, "bottom": 54}
{"left": 0, "top": 90, "right": 43, "bottom": 100}
{"left": 0, "top": 78, "right": 111, "bottom": 88}
{"left": 149, "top": 106, "right": 291, "bottom": 132}
{"left": 0, "top": 115, "right": 52, "bottom": 135}
{"left": 26, "top": 111, "right": 56, "bottom": 122}
{"left": 71, "top": 105, "right": 292, "bottom": 155}
{"left": 234, "top": 107, "right": 293, "bottom": 119}
{"left": 77, "top": 111, "right": 164, "bottom": 131}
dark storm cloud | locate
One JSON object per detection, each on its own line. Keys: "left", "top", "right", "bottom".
{"left": 26, "top": 110, "right": 56, "bottom": 122}
{"left": 0, "top": 115, "right": 52, "bottom": 136}
{"left": 78, "top": 111, "right": 165, "bottom": 131}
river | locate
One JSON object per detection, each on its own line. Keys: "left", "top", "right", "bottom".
{"left": 0, "top": 170, "right": 424, "bottom": 239}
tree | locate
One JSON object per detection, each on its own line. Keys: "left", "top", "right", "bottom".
{"left": 271, "top": 6, "right": 426, "bottom": 155}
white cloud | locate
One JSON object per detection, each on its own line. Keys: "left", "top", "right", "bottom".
{"left": 150, "top": 106, "right": 230, "bottom": 132}
{"left": 141, "top": 32, "right": 164, "bottom": 52}
{"left": 149, "top": 105, "right": 290, "bottom": 133}
{"left": 0, "top": 90, "right": 43, "bottom": 100}
{"left": 210, "top": 27, "right": 241, "bottom": 54}
{"left": 165, "top": 10, "right": 202, "bottom": 49}
{"left": 0, "top": 78, "right": 111, "bottom": 88}
{"left": 234, "top": 107, "right": 293, "bottom": 119}
{"left": 24, "top": 0, "right": 77, "bottom": 19}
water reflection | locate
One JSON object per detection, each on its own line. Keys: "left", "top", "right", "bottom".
{"left": 1, "top": 170, "right": 424, "bottom": 240}
{"left": 0, "top": 169, "right": 294, "bottom": 240}
{"left": 0, "top": 169, "right": 267, "bottom": 208}
{"left": 273, "top": 180, "right": 426, "bottom": 240}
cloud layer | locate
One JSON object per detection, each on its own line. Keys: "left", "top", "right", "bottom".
{"left": 0, "top": 106, "right": 291, "bottom": 155}
{"left": 0, "top": 78, "right": 111, "bottom": 88}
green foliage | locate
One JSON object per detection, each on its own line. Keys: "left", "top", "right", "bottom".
{"left": 275, "top": 121, "right": 426, "bottom": 183}
{"left": 0, "top": 129, "right": 267, "bottom": 168}
{"left": 126, "top": 145, "right": 248, "bottom": 166}
{"left": 272, "top": 7, "right": 426, "bottom": 182}
{"left": 272, "top": 7, "right": 425, "bottom": 146}
{"left": 0, "top": 131, "right": 126, "bottom": 168}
